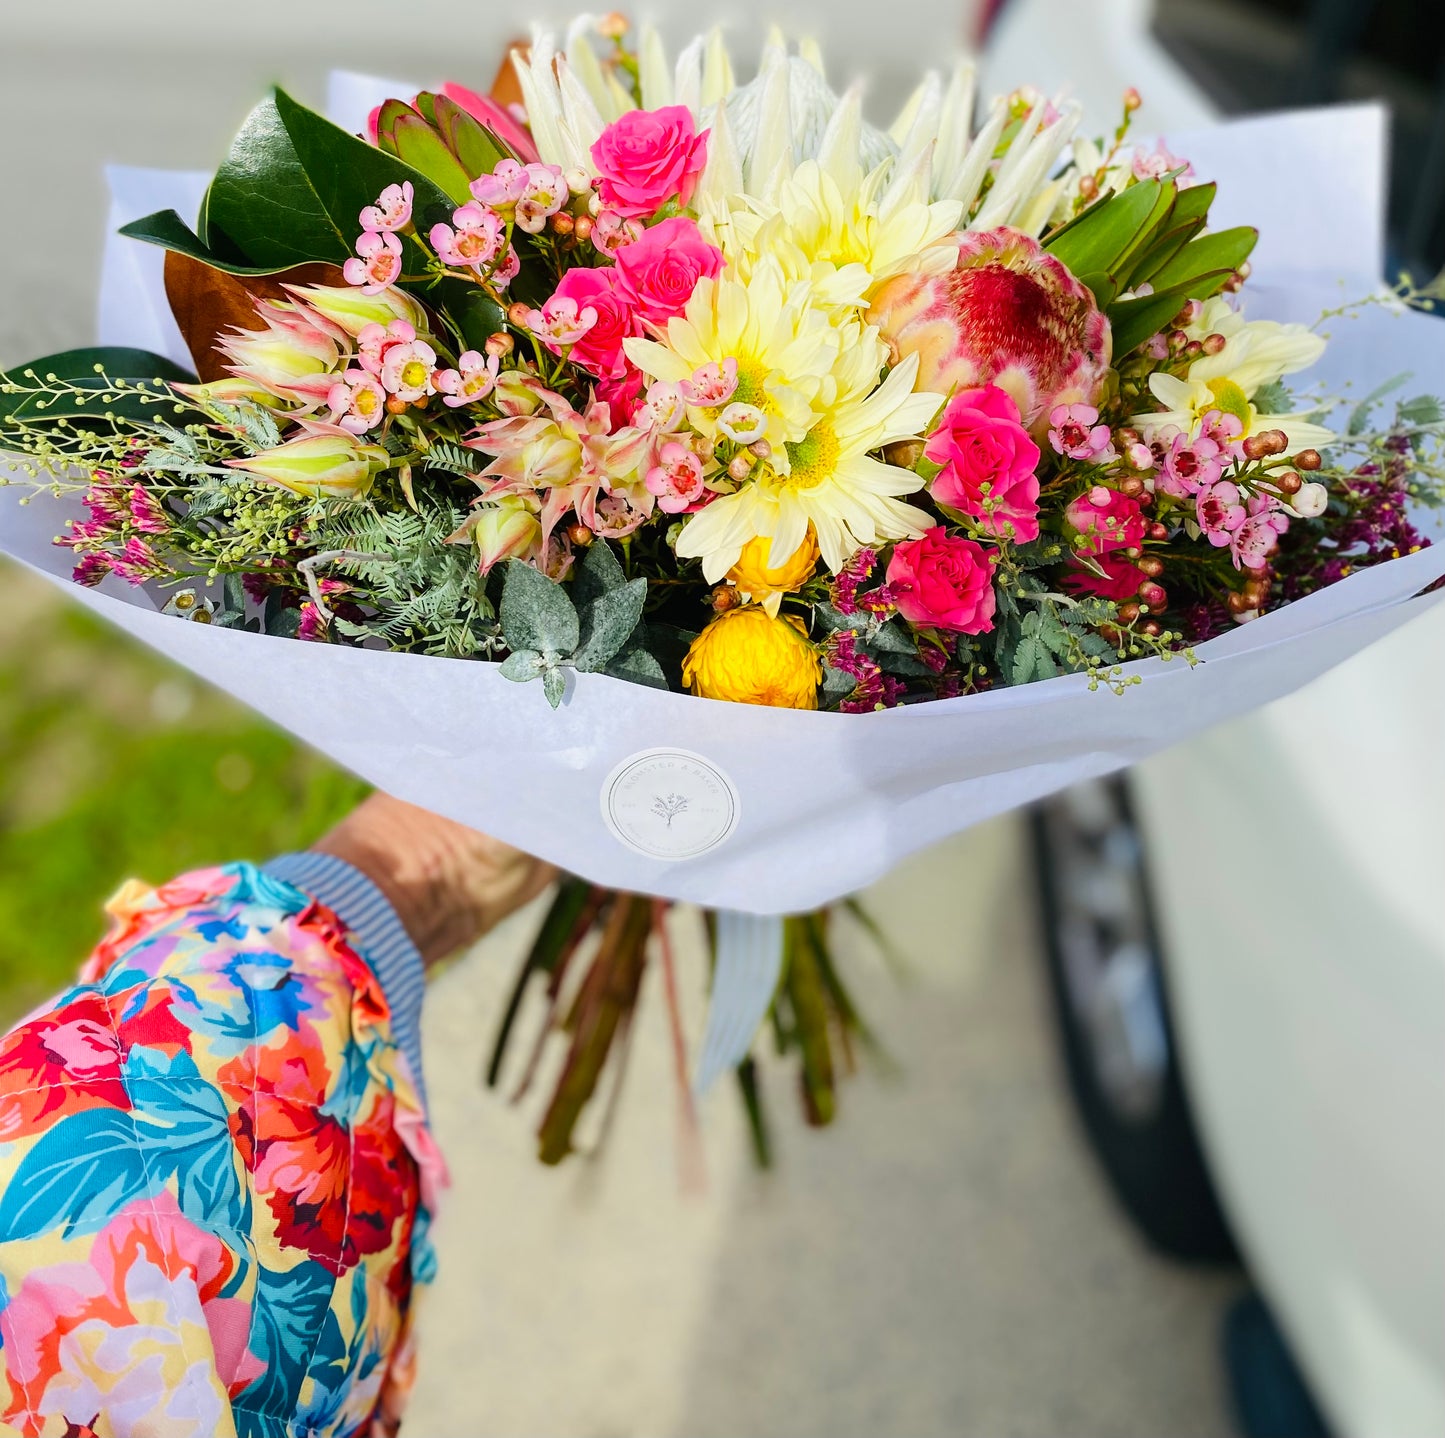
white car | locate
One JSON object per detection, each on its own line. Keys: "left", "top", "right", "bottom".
{"left": 990, "top": 4, "right": 1445, "bottom": 1436}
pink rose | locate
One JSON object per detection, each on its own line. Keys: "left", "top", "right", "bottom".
{"left": 925, "top": 385, "right": 1041, "bottom": 543}
{"left": 614, "top": 217, "right": 723, "bottom": 324}
{"left": 546, "top": 267, "right": 638, "bottom": 379}
{"left": 1061, "top": 553, "right": 1144, "bottom": 602}
{"left": 595, "top": 365, "right": 646, "bottom": 423}
{"left": 1065, "top": 485, "right": 1146, "bottom": 557}
{"left": 886, "top": 528, "right": 997, "bottom": 635}
{"left": 590, "top": 106, "right": 710, "bottom": 219}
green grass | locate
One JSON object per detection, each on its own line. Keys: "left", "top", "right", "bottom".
{"left": 0, "top": 564, "right": 368, "bottom": 1021}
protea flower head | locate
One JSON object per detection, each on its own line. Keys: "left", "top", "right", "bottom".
{"left": 867, "top": 227, "right": 1111, "bottom": 430}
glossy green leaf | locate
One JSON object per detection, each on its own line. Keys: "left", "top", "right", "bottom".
{"left": 1148, "top": 226, "right": 1258, "bottom": 294}
{"left": 1108, "top": 276, "right": 1229, "bottom": 355}
{"left": 1075, "top": 270, "right": 1119, "bottom": 308}
{"left": 1111, "top": 180, "right": 1181, "bottom": 280}
{"left": 1, "top": 346, "right": 195, "bottom": 434}
{"left": 203, "top": 90, "right": 452, "bottom": 270}
{"left": 118, "top": 209, "right": 299, "bottom": 277}
{"left": 429, "top": 278, "right": 507, "bottom": 353}
{"left": 1043, "top": 179, "right": 1168, "bottom": 278}
{"left": 1123, "top": 215, "right": 1208, "bottom": 290}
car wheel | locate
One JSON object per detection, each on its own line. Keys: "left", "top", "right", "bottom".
{"left": 1030, "top": 776, "right": 1238, "bottom": 1263}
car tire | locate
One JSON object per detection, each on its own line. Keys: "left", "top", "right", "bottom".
{"left": 1030, "top": 777, "right": 1238, "bottom": 1263}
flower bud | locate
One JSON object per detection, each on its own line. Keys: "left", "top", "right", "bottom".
{"left": 1137, "top": 556, "right": 1165, "bottom": 578}
{"left": 550, "top": 211, "right": 575, "bottom": 237}
{"left": 1138, "top": 581, "right": 1167, "bottom": 610}
{"left": 1140, "top": 619, "right": 1162, "bottom": 637}
{"left": 1124, "top": 86, "right": 1142, "bottom": 112}
{"left": 597, "top": 10, "right": 629, "bottom": 38}
{"left": 566, "top": 522, "right": 594, "bottom": 548}
{"left": 1116, "top": 603, "right": 1141, "bottom": 624}
{"left": 1274, "top": 468, "right": 1302, "bottom": 495}
{"left": 507, "top": 301, "right": 533, "bottom": 328}
{"left": 285, "top": 282, "right": 427, "bottom": 339}
{"left": 471, "top": 496, "right": 542, "bottom": 573}
{"left": 484, "top": 331, "right": 515, "bottom": 358}
{"left": 1201, "top": 332, "right": 1227, "bottom": 356}
{"left": 563, "top": 167, "right": 592, "bottom": 196}
{"left": 573, "top": 214, "right": 594, "bottom": 244}
{"left": 1260, "top": 429, "right": 1289, "bottom": 455}
{"left": 1290, "top": 481, "right": 1329, "bottom": 518}
{"left": 711, "top": 583, "right": 740, "bottom": 612}
{"left": 727, "top": 453, "right": 753, "bottom": 481}
{"left": 748, "top": 439, "right": 772, "bottom": 460}
{"left": 1294, "top": 448, "right": 1322, "bottom": 471}
{"left": 226, "top": 431, "right": 386, "bottom": 499}
{"left": 1148, "top": 522, "right": 1168, "bottom": 541}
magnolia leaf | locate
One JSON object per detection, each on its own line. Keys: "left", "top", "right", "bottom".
{"left": 430, "top": 278, "right": 508, "bottom": 353}
{"left": 163, "top": 251, "right": 344, "bottom": 383}
{"left": 542, "top": 666, "right": 568, "bottom": 708}
{"left": 0, "top": 347, "right": 195, "bottom": 435}
{"left": 574, "top": 577, "right": 647, "bottom": 672}
{"left": 118, "top": 208, "right": 302, "bottom": 277}
{"left": 499, "top": 560, "right": 580, "bottom": 654}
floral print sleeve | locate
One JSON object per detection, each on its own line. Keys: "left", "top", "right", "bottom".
{"left": 0, "top": 862, "right": 444, "bottom": 1438}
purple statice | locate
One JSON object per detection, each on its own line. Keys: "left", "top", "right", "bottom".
{"left": 107, "top": 537, "right": 164, "bottom": 586}
{"left": 827, "top": 630, "right": 905, "bottom": 713}
{"left": 70, "top": 552, "right": 112, "bottom": 587}
{"left": 830, "top": 548, "right": 878, "bottom": 616}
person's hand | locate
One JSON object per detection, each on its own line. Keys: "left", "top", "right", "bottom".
{"left": 312, "top": 793, "right": 556, "bottom": 967}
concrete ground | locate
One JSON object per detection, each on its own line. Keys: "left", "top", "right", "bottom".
{"left": 409, "top": 819, "right": 1242, "bottom": 1437}
{"left": 0, "top": 13, "right": 1242, "bottom": 1435}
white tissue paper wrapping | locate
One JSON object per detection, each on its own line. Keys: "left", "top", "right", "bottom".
{"left": 2, "top": 98, "right": 1443, "bottom": 924}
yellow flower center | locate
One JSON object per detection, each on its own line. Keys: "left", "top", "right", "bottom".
{"left": 1205, "top": 377, "right": 1251, "bottom": 426}
{"left": 355, "top": 388, "right": 381, "bottom": 418}
{"left": 781, "top": 421, "right": 840, "bottom": 491}
{"left": 401, "top": 360, "right": 430, "bottom": 390}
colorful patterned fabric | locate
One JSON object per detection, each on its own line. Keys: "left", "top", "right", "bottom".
{"left": 0, "top": 862, "right": 443, "bottom": 1438}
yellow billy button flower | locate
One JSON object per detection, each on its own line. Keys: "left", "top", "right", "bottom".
{"left": 682, "top": 606, "right": 821, "bottom": 710}
{"left": 226, "top": 431, "right": 387, "bottom": 499}
{"left": 726, "top": 528, "right": 821, "bottom": 616}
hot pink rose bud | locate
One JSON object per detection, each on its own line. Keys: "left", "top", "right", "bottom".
{"left": 589, "top": 105, "right": 710, "bottom": 218}
{"left": 886, "top": 528, "right": 997, "bottom": 635}
{"left": 924, "top": 384, "right": 1042, "bottom": 543}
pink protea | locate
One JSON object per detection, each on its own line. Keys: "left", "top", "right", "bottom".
{"left": 867, "top": 227, "right": 1111, "bottom": 432}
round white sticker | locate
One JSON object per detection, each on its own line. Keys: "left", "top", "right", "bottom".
{"left": 601, "top": 748, "right": 740, "bottom": 861}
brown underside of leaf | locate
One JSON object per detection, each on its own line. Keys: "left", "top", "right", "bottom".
{"left": 163, "top": 252, "right": 344, "bottom": 382}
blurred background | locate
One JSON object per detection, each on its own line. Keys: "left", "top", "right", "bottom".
{"left": 1, "top": 2, "right": 1442, "bottom": 1436}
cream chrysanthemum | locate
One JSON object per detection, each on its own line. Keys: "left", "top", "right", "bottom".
{"left": 718, "top": 160, "right": 963, "bottom": 311}
{"left": 624, "top": 259, "right": 838, "bottom": 462}
{"left": 669, "top": 329, "right": 942, "bottom": 581}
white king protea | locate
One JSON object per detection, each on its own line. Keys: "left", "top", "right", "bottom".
{"left": 511, "top": 21, "right": 1081, "bottom": 237}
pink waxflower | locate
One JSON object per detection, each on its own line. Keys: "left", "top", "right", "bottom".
{"left": 1126, "top": 441, "right": 1156, "bottom": 471}
{"left": 613, "top": 217, "right": 724, "bottom": 325}
{"left": 1231, "top": 495, "right": 1290, "bottom": 570}
{"left": 1195, "top": 479, "right": 1248, "bottom": 546}
{"left": 492, "top": 246, "right": 521, "bottom": 289}
{"left": 590, "top": 105, "right": 710, "bottom": 218}
{"left": 1048, "top": 403, "right": 1114, "bottom": 462}
{"left": 886, "top": 528, "right": 997, "bottom": 635}
{"left": 869, "top": 227, "right": 1111, "bottom": 430}
{"left": 343, "top": 230, "right": 403, "bottom": 294}
{"left": 924, "top": 384, "right": 1042, "bottom": 543}
{"left": 638, "top": 380, "right": 687, "bottom": 432}
{"left": 1159, "top": 431, "right": 1225, "bottom": 497}
{"left": 645, "top": 440, "right": 707, "bottom": 513}
{"left": 1131, "top": 139, "right": 1195, "bottom": 184}
{"left": 1065, "top": 485, "right": 1147, "bottom": 557}
{"left": 360, "top": 181, "right": 414, "bottom": 233}
{"left": 128, "top": 485, "right": 168, "bottom": 534}
{"left": 544, "top": 267, "right": 637, "bottom": 378}
{"left": 524, "top": 293, "right": 599, "bottom": 350}
{"left": 357, "top": 319, "right": 416, "bottom": 378}
{"left": 434, "top": 350, "right": 500, "bottom": 407}
{"left": 379, "top": 338, "right": 437, "bottom": 402}
{"left": 591, "top": 210, "right": 645, "bottom": 259}
{"left": 429, "top": 202, "right": 505, "bottom": 274}
{"left": 327, "top": 369, "right": 388, "bottom": 433}
{"left": 515, "top": 164, "right": 570, "bottom": 233}
{"left": 679, "top": 359, "right": 738, "bottom": 408}
{"left": 471, "top": 158, "right": 531, "bottom": 208}
{"left": 1198, "top": 407, "right": 1246, "bottom": 458}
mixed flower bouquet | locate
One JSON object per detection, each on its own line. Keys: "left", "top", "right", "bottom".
{"left": 3, "top": 20, "right": 1444, "bottom": 1162}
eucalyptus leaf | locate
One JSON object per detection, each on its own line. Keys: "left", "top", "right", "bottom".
{"left": 605, "top": 643, "right": 669, "bottom": 689}
{"left": 542, "top": 667, "right": 568, "bottom": 708}
{"left": 499, "top": 559, "right": 580, "bottom": 654}
{"left": 574, "top": 577, "right": 647, "bottom": 672}
{"left": 499, "top": 648, "right": 544, "bottom": 681}
{"left": 572, "top": 538, "right": 627, "bottom": 608}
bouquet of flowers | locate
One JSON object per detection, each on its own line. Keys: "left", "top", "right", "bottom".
{"left": 3, "top": 20, "right": 1443, "bottom": 1162}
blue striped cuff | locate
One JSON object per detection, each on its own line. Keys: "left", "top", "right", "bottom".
{"left": 263, "top": 851, "right": 428, "bottom": 1111}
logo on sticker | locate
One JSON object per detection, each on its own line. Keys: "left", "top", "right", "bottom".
{"left": 602, "top": 749, "right": 740, "bottom": 860}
